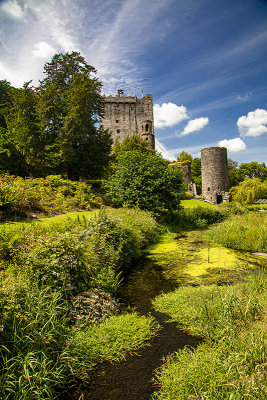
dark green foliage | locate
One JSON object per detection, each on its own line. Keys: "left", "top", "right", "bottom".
{"left": 37, "top": 52, "right": 111, "bottom": 179}
{"left": 191, "top": 157, "right": 201, "bottom": 194}
{"left": 0, "top": 54, "right": 112, "bottom": 179}
{"left": 227, "top": 158, "right": 240, "bottom": 188}
{"left": 105, "top": 150, "right": 185, "bottom": 213}
{"left": 238, "top": 161, "right": 267, "bottom": 181}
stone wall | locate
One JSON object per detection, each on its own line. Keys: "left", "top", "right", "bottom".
{"left": 201, "top": 147, "right": 229, "bottom": 204}
{"left": 100, "top": 90, "right": 154, "bottom": 148}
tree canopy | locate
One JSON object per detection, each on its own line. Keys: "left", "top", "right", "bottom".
{"left": 177, "top": 151, "right": 193, "bottom": 163}
{"left": 105, "top": 150, "right": 185, "bottom": 213}
{"left": 230, "top": 178, "right": 267, "bottom": 204}
{"left": 0, "top": 52, "right": 112, "bottom": 179}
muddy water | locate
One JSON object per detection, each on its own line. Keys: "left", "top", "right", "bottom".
{"left": 70, "top": 229, "right": 266, "bottom": 400}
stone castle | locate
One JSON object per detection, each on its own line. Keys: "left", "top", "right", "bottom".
{"left": 100, "top": 89, "right": 155, "bottom": 149}
{"left": 100, "top": 89, "right": 229, "bottom": 204}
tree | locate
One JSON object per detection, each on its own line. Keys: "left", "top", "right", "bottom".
{"left": 37, "top": 52, "right": 111, "bottom": 179}
{"left": 177, "top": 151, "right": 193, "bottom": 163}
{"left": 228, "top": 159, "right": 240, "bottom": 189}
{"left": 237, "top": 162, "right": 267, "bottom": 182}
{"left": 105, "top": 150, "right": 185, "bottom": 213}
{"left": 191, "top": 157, "right": 201, "bottom": 194}
{"left": 5, "top": 82, "right": 44, "bottom": 173}
{"left": 230, "top": 178, "right": 267, "bottom": 204}
{"left": 0, "top": 80, "right": 13, "bottom": 129}
{"left": 112, "top": 134, "right": 153, "bottom": 159}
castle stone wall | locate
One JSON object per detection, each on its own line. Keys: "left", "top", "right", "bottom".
{"left": 100, "top": 90, "right": 154, "bottom": 148}
{"left": 201, "top": 147, "right": 229, "bottom": 204}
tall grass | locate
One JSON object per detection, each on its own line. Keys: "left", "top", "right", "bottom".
{"left": 152, "top": 274, "right": 267, "bottom": 399}
{"left": 207, "top": 212, "right": 267, "bottom": 252}
{"left": 161, "top": 206, "right": 226, "bottom": 229}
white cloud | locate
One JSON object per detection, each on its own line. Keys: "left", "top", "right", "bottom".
{"left": 155, "top": 138, "right": 175, "bottom": 161}
{"left": 1, "top": 0, "right": 24, "bottom": 20}
{"left": 181, "top": 117, "right": 209, "bottom": 136}
{"left": 237, "top": 108, "right": 267, "bottom": 137}
{"left": 218, "top": 138, "right": 246, "bottom": 153}
{"left": 32, "top": 42, "right": 56, "bottom": 59}
{"left": 154, "top": 103, "right": 189, "bottom": 129}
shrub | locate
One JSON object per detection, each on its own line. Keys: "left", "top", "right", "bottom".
{"left": 0, "top": 174, "right": 101, "bottom": 218}
{"left": 230, "top": 178, "right": 267, "bottom": 204}
{"left": 183, "top": 191, "right": 194, "bottom": 199}
{"left": 105, "top": 150, "right": 185, "bottom": 213}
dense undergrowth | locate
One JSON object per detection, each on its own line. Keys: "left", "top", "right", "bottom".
{"left": 0, "top": 208, "right": 160, "bottom": 399}
{"left": 0, "top": 174, "right": 101, "bottom": 219}
{"left": 153, "top": 271, "right": 267, "bottom": 399}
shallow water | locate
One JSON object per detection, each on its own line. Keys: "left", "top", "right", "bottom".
{"left": 67, "top": 228, "right": 267, "bottom": 400}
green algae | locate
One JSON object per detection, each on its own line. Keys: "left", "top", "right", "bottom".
{"left": 145, "top": 229, "right": 267, "bottom": 286}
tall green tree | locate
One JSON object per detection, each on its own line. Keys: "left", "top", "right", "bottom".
{"left": 191, "top": 157, "right": 201, "bottom": 194}
{"left": 37, "top": 52, "right": 111, "bottom": 179}
{"left": 105, "top": 150, "right": 185, "bottom": 213}
{"left": 237, "top": 162, "right": 267, "bottom": 182}
{"left": 0, "top": 80, "right": 28, "bottom": 175}
{"left": 0, "top": 80, "right": 13, "bottom": 129}
{"left": 230, "top": 178, "right": 267, "bottom": 204}
{"left": 227, "top": 159, "right": 240, "bottom": 189}
{"left": 5, "top": 82, "right": 43, "bottom": 173}
{"left": 112, "top": 134, "right": 153, "bottom": 159}
{"left": 177, "top": 151, "right": 193, "bottom": 163}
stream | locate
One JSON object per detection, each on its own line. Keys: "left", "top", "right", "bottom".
{"left": 68, "top": 228, "right": 267, "bottom": 400}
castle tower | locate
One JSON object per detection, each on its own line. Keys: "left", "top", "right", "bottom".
{"left": 100, "top": 89, "right": 155, "bottom": 149}
{"left": 201, "top": 147, "right": 229, "bottom": 204}
{"left": 141, "top": 120, "right": 155, "bottom": 150}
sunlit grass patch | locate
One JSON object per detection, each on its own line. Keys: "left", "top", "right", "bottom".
{"left": 152, "top": 275, "right": 267, "bottom": 400}
{"left": 67, "top": 313, "right": 160, "bottom": 381}
{"left": 181, "top": 199, "right": 217, "bottom": 209}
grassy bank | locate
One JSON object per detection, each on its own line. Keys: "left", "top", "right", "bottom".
{"left": 0, "top": 208, "right": 160, "bottom": 399}
{"left": 152, "top": 272, "right": 267, "bottom": 399}
{"left": 207, "top": 212, "right": 267, "bottom": 252}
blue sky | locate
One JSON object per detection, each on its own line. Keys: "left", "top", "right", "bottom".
{"left": 0, "top": 0, "right": 266, "bottom": 164}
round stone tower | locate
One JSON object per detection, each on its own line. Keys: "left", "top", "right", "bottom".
{"left": 201, "top": 147, "right": 229, "bottom": 204}
{"left": 141, "top": 120, "right": 155, "bottom": 150}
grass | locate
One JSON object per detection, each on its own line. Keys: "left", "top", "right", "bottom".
{"left": 152, "top": 272, "right": 267, "bottom": 399}
{"left": 207, "top": 212, "right": 267, "bottom": 253}
{"left": 181, "top": 199, "right": 217, "bottom": 209}
{"left": 67, "top": 313, "right": 160, "bottom": 382}
{"left": 0, "top": 208, "right": 160, "bottom": 399}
